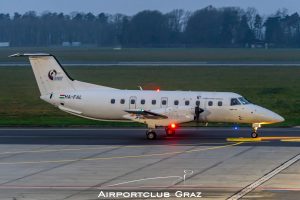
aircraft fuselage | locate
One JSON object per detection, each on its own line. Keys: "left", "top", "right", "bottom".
{"left": 42, "top": 89, "right": 284, "bottom": 127}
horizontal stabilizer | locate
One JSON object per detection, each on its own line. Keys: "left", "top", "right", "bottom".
{"left": 9, "top": 53, "right": 51, "bottom": 57}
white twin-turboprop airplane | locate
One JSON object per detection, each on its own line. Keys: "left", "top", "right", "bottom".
{"left": 10, "top": 53, "right": 284, "bottom": 140}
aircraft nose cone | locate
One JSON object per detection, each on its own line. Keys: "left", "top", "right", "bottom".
{"left": 254, "top": 105, "right": 285, "bottom": 124}
{"left": 265, "top": 110, "right": 285, "bottom": 123}
{"left": 273, "top": 114, "right": 285, "bottom": 123}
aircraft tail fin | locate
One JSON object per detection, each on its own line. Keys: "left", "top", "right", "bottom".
{"left": 10, "top": 53, "right": 117, "bottom": 96}
{"left": 10, "top": 53, "right": 74, "bottom": 95}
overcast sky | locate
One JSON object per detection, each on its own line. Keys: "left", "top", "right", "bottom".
{"left": 0, "top": 0, "right": 299, "bottom": 15}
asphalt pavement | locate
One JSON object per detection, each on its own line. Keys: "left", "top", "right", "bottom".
{"left": 0, "top": 127, "right": 299, "bottom": 200}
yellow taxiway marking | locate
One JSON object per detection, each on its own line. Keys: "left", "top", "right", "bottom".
{"left": 227, "top": 138, "right": 262, "bottom": 142}
{"left": 0, "top": 146, "right": 120, "bottom": 155}
{"left": 0, "top": 142, "right": 243, "bottom": 165}
{"left": 227, "top": 136, "right": 300, "bottom": 142}
{"left": 281, "top": 139, "right": 300, "bottom": 142}
{"left": 260, "top": 137, "right": 300, "bottom": 140}
{"left": 0, "top": 143, "right": 228, "bottom": 155}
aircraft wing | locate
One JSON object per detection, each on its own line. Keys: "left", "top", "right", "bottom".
{"left": 124, "top": 107, "right": 197, "bottom": 128}
{"left": 124, "top": 109, "right": 168, "bottom": 119}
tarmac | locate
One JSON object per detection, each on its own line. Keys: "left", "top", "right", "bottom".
{"left": 0, "top": 127, "right": 299, "bottom": 200}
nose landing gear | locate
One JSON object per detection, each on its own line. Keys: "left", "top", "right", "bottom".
{"left": 251, "top": 131, "right": 258, "bottom": 138}
{"left": 251, "top": 123, "right": 261, "bottom": 138}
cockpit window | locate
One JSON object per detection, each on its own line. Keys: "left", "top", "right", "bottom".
{"left": 231, "top": 98, "right": 241, "bottom": 106}
{"left": 238, "top": 97, "right": 250, "bottom": 105}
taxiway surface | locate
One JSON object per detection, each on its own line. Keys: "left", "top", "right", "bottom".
{"left": 0, "top": 127, "right": 299, "bottom": 200}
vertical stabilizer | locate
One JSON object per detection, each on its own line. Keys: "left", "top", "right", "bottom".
{"left": 10, "top": 53, "right": 117, "bottom": 95}
{"left": 10, "top": 53, "right": 75, "bottom": 95}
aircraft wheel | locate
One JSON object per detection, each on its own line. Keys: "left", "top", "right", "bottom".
{"left": 165, "top": 128, "right": 175, "bottom": 136}
{"left": 146, "top": 131, "right": 157, "bottom": 140}
{"left": 251, "top": 132, "right": 258, "bottom": 138}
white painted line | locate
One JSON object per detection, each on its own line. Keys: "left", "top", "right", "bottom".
{"left": 107, "top": 176, "right": 182, "bottom": 187}
{"left": 106, "top": 170, "right": 193, "bottom": 187}
{"left": 227, "top": 154, "right": 300, "bottom": 200}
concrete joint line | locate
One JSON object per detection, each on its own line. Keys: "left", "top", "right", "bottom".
{"left": 227, "top": 154, "right": 300, "bottom": 200}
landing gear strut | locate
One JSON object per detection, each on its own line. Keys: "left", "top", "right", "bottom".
{"left": 146, "top": 130, "right": 156, "bottom": 140}
{"left": 251, "top": 123, "right": 261, "bottom": 138}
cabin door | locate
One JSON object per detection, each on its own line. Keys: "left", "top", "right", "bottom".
{"left": 129, "top": 96, "right": 137, "bottom": 109}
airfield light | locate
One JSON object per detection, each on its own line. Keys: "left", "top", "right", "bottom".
{"left": 156, "top": 88, "right": 160, "bottom": 92}
{"left": 233, "top": 125, "right": 239, "bottom": 130}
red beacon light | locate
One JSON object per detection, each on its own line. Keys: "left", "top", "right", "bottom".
{"left": 166, "top": 123, "right": 177, "bottom": 136}
{"left": 156, "top": 88, "right": 160, "bottom": 92}
{"left": 170, "top": 123, "right": 176, "bottom": 129}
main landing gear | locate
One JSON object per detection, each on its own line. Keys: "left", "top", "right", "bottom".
{"left": 146, "top": 125, "right": 176, "bottom": 140}
{"left": 251, "top": 123, "right": 261, "bottom": 138}
{"left": 146, "top": 130, "right": 156, "bottom": 140}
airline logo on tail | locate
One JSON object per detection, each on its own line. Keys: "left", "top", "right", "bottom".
{"left": 48, "top": 69, "right": 63, "bottom": 81}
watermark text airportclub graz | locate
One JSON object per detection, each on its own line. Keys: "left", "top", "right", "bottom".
{"left": 98, "top": 190, "right": 202, "bottom": 199}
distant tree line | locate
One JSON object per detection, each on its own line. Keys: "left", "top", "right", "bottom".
{"left": 1, "top": 6, "right": 300, "bottom": 47}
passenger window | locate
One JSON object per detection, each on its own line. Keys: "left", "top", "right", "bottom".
{"left": 111, "top": 99, "right": 115, "bottom": 104}
{"left": 185, "top": 100, "right": 190, "bottom": 106}
{"left": 152, "top": 100, "right": 156, "bottom": 105}
{"left": 208, "top": 101, "right": 213, "bottom": 106}
{"left": 196, "top": 100, "right": 200, "bottom": 106}
{"left": 174, "top": 100, "right": 179, "bottom": 105}
{"left": 141, "top": 99, "right": 145, "bottom": 105}
{"left": 218, "top": 101, "right": 222, "bottom": 106}
{"left": 162, "top": 100, "right": 167, "bottom": 105}
{"left": 120, "top": 99, "right": 125, "bottom": 104}
{"left": 231, "top": 98, "right": 241, "bottom": 106}
{"left": 130, "top": 99, "right": 135, "bottom": 104}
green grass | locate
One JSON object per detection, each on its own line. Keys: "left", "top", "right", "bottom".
{"left": 0, "top": 65, "right": 299, "bottom": 127}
